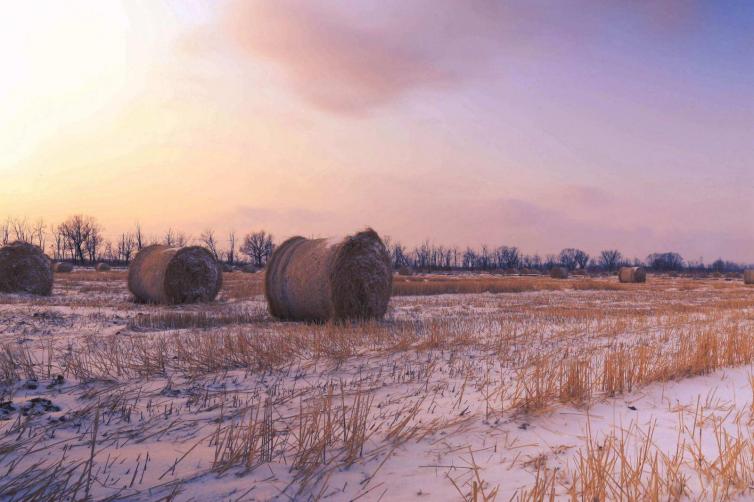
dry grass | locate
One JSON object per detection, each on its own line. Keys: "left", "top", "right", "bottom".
{"left": 1, "top": 272, "right": 753, "bottom": 499}
{"left": 391, "top": 274, "right": 627, "bottom": 296}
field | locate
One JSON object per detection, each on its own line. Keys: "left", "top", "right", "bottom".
{"left": 1, "top": 271, "right": 754, "bottom": 501}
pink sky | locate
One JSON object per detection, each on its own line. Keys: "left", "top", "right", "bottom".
{"left": 1, "top": 0, "right": 752, "bottom": 262}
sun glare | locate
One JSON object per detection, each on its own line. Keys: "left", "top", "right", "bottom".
{"left": 0, "top": 1, "right": 131, "bottom": 170}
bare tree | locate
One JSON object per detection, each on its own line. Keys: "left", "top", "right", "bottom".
{"left": 135, "top": 223, "right": 144, "bottom": 251}
{"left": 647, "top": 252, "right": 684, "bottom": 272}
{"left": 496, "top": 246, "right": 520, "bottom": 269}
{"left": 32, "top": 218, "right": 47, "bottom": 251}
{"left": 240, "top": 231, "right": 274, "bottom": 267}
{"left": 1, "top": 218, "right": 10, "bottom": 246}
{"left": 200, "top": 229, "right": 219, "bottom": 259}
{"left": 57, "top": 215, "right": 100, "bottom": 264}
{"left": 118, "top": 233, "right": 135, "bottom": 263}
{"left": 86, "top": 224, "right": 103, "bottom": 262}
{"left": 163, "top": 228, "right": 176, "bottom": 247}
{"left": 574, "top": 249, "right": 590, "bottom": 270}
{"left": 176, "top": 232, "right": 189, "bottom": 247}
{"left": 227, "top": 230, "right": 237, "bottom": 265}
{"left": 11, "top": 217, "right": 30, "bottom": 242}
{"left": 599, "top": 249, "right": 622, "bottom": 271}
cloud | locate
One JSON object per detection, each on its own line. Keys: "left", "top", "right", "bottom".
{"left": 220, "top": 0, "right": 503, "bottom": 114}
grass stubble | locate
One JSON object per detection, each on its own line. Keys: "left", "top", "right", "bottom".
{"left": 0, "top": 271, "right": 752, "bottom": 499}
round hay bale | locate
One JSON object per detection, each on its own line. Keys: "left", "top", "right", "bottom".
{"left": 0, "top": 241, "right": 53, "bottom": 295}
{"left": 265, "top": 228, "right": 392, "bottom": 322}
{"left": 618, "top": 266, "right": 646, "bottom": 283}
{"left": 745, "top": 269, "right": 754, "bottom": 285}
{"left": 549, "top": 267, "right": 569, "bottom": 279}
{"left": 397, "top": 266, "right": 413, "bottom": 276}
{"left": 241, "top": 264, "right": 257, "bottom": 273}
{"left": 221, "top": 263, "right": 234, "bottom": 273}
{"left": 53, "top": 262, "right": 74, "bottom": 273}
{"left": 95, "top": 263, "right": 111, "bottom": 272}
{"left": 128, "top": 245, "right": 223, "bottom": 304}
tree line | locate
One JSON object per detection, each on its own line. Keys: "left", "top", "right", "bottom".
{"left": 0, "top": 215, "right": 750, "bottom": 273}
{"left": 0, "top": 215, "right": 274, "bottom": 267}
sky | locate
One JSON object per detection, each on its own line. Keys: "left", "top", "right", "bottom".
{"left": 1, "top": 0, "right": 753, "bottom": 262}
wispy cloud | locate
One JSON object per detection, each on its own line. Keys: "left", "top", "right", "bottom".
{"left": 219, "top": 0, "right": 504, "bottom": 114}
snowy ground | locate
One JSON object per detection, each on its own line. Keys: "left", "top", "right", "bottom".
{"left": 0, "top": 271, "right": 753, "bottom": 501}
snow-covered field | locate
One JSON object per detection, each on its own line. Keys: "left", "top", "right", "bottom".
{"left": 1, "top": 271, "right": 753, "bottom": 501}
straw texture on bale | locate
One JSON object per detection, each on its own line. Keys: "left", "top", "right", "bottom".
{"left": 265, "top": 228, "right": 392, "bottom": 322}
{"left": 128, "top": 245, "right": 223, "bottom": 304}
{"left": 53, "top": 262, "right": 74, "bottom": 273}
{"left": 95, "top": 263, "right": 111, "bottom": 272}
{"left": 745, "top": 270, "right": 754, "bottom": 285}
{"left": 619, "top": 266, "right": 647, "bottom": 283}
{"left": 0, "top": 241, "right": 53, "bottom": 295}
{"left": 549, "top": 267, "right": 569, "bottom": 279}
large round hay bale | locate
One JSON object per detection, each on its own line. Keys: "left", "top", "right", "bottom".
{"left": 53, "top": 262, "right": 74, "bottom": 273}
{"left": 95, "top": 263, "right": 111, "bottom": 272}
{"left": 745, "top": 270, "right": 754, "bottom": 285}
{"left": 619, "top": 266, "right": 647, "bottom": 283}
{"left": 128, "top": 245, "right": 223, "bottom": 304}
{"left": 265, "top": 228, "right": 392, "bottom": 322}
{"left": 549, "top": 267, "right": 569, "bottom": 279}
{"left": 0, "top": 241, "right": 53, "bottom": 295}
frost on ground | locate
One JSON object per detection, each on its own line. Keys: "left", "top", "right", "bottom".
{"left": 0, "top": 271, "right": 753, "bottom": 501}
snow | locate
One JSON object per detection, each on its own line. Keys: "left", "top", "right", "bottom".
{"left": 0, "top": 272, "right": 752, "bottom": 500}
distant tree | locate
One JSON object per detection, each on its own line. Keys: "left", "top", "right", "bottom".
{"left": 118, "top": 233, "right": 135, "bottom": 262}
{"left": 57, "top": 215, "right": 101, "bottom": 264}
{"left": 32, "top": 219, "right": 47, "bottom": 251}
{"left": 11, "top": 217, "right": 30, "bottom": 243}
{"left": 227, "top": 231, "right": 237, "bottom": 265}
{"left": 647, "top": 252, "right": 684, "bottom": 272}
{"left": 599, "top": 249, "right": 622, "bottom": 271}
{"left": 102, "top": 241, "right": 115, "bottom": 262}
{"left": 390, "top": 241, "right": 409, "bottom": 269}
{"left": 85, "top": 224, "right": 103, "bottom": 262}
{"left": 176, "top": 232, "right": 189, "bottom": 247}
{"left": 135, "top": 223, "right": 144, "bottom": 250}
{"left": 0, "top": 219, "right": 9, "bottom": 246}
{"left": 462, "top": 247, "right": 477, "bottom": 269}
{"left": 559, "top": 248, "right": 588, "bottom": 270}
{"left": 240, "top": 231, "right": 274, "bottom": 267}
{"left": 163, "top": 228, "right": 176, "bottom": 247}
{"left": 200, "top": 229, "right": 219, "bottom": 259}
{"left": 496, "top": 246, "right": 520, "bottom": 269}
{"left": 574, "top": 250, "right": 589, "bottom": 270}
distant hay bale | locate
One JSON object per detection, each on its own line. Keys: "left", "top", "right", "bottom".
{"left": 745, "top": 270, "right": 754, "bottom": 285}
{"left": 619, "top": 266, "right": 647, "bottom": 283}
{"left": 549, "top": 267, "right": 569, "bottom": 279}
{"left": 221, "top": 264, "right": 233, "bottom": 273}
{"left": 265, "top": 228, "right": 392, "bottom": 322}
{"left": 397, "top": 266, "right": 413, "bottom": 276}
{"left": 241, "top": 264, "right": 257, "bottom": 274}
{"left": 53, "top": 262, "right": 74, "bottom": 273}
{"left": 95, "top": 263, "right": 111, "bottom": 272}
{"left": 0, "top": 241, "right": 53, "bottom": 295}
{"left": 128, "top": 245, "right": 223, "bottom": 304}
